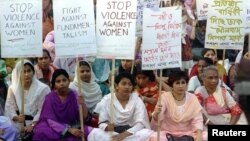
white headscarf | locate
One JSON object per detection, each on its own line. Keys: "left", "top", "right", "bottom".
{"left": 6, "top": 59, "right": 50, "bottom": 121}
{"left": 69, "top": 61, "right": 102, "bottom": 113}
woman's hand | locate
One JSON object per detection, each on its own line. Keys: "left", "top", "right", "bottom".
{"left": 195, "top": 129, "right": 203, "bottom": 141}
{"left": 78, "top": 95, "right": 85, "bottom": 105}
{"left": 152, "top": 104, "right": 162, "bottom": 121}
{"left": 68, "top": 128, "right": 83, "bottom": 138}
{"left": 112, "top": 131, "right": 132, "bottom": 141}
{"left": 24, "top": 122, "right": 36, "bottom": 133}
{"left": 105, "top": 123, "right": 114, "bottom": 131}
{"left": 13, "top": 114, "right": 25, "bottom": 123}
{"left": 24, "top": 124, "right": 34, "bottom": 133}
{"left": 143, "top": 96, "right": 157, "bottom": 105}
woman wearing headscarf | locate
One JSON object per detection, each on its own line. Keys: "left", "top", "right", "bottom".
{"left": 4, "top": 60, "right": 50, "bottom": 134}
{"left": 69, "top": 61, "right": 103, "bottom": 113}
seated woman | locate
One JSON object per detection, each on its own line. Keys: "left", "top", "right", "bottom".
{"left": 32, "top": 69, "right": 93, "bottom": 141}
{"left": 34, "top": 49, "right": 57, "bottom": 87}
{"left": 116, "top": 59, "right": 137, "bottom": 77}
{"left": 88, "top": 72, "right": 153, "bottom": 141}
{"left": 195, "top": 66, "right": 243, "bottom": 125}
{"left": 5, "top": 60, "right": 50, "bottom": 134}
{"left": 190, "top": 48, "right": 227, "bottom": 83}
{"left": 188, "top": 57, "right": 213, "bottom": 93}
{"left": 134, "top": 68, "right": 161, "bottom": 120}
{"left": 149, "top": 71, "right": 205, "bottom": 141}
{"left": 69, "top": 61, "right": 103, "bottom": 113}
{"left": 0, "top": 104, "right": 17, "bottom": 141}
{"left": 228, "top": 36, "right": 249, "bottom": 90}
{"left": 135, "top": 69, "right": 158, "bottom": 120}
{"left": 235, "top": 59, "right": 250, "bottom": 123}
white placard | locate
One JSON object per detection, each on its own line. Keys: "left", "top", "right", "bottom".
{"left": 53, "top": 0, "right": 96, "bottom": 57}
{"left": 0, "top": 0, "right": 42, "bottom": 58}
{"left": 205, "top": 0, "right": 246, "bottom": 50}
{"left": 196, "top": 0, "right": 210, "bottom": 20}
{"left": 246, "top": 2, "right": 250, "bottom": 33}
{"left": 96, "top": 0, "right": 137, "bottom": 59}
{"left": 142, "top": 7, "right": 182, "bottom": 70}
{"left": 136, "top": 0, "right": 160, "bottom": 37}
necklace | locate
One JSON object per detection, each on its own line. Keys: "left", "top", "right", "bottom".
{"left": 172, "top": 93, "right": 185, "bottom": 101}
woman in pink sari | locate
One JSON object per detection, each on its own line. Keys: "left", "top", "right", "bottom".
{"left": 149, "top": 71, "right": 206, "bottom": 141}
{"left": 195, "top": 66, "right": 242, "bottom": 125}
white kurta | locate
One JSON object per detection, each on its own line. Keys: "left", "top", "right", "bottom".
{"left": 88, "top": 93, "right": 153, "bottom": 141}
{"left": 4, "top": 60, "right": 50, "bottom": 131}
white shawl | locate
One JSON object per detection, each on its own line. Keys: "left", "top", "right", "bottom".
{"left": 69, "top": 61, "right": 102, "bottom": 113}
{"left": 96, "top": 93, "right": 150, "bottom": 129}
{"left": 5, "top": 60, "right": 50, "bottom": 124}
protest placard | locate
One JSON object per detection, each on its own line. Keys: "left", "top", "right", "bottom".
{"left": 53, "top": 0, "right": 96, "bottom": 57}
{"left": 96, "top": 0, "right": 137, "bottom": 59}
{"left": 196, "top": 0, "right": 210, "bottom": 20}
{"left": 246, "top": 2, "right": 250, "bottom": 33}
{"left": 136, "top": 0, "right": 160, "bottom": 36}
{"left": 205, "top": 0, "right": 246, "bottom": 50}
{"left": 0, "top": 0, "right": 42, "bottom": 58}
{"left": 142, "top": 7, "right": 182, "bottom": 70}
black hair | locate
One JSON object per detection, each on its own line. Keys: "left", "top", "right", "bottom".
{"left": 168, "top": 70, "right": 189, "bottom": 87}
{"left": 134, "top": 64, "right": 155, "bottom": 82}
{"left": 79, "top": 61, "right": 91, "bottom": 69}
{"left": 201, "top": 48, "right": 216, "bottom": 57}
{"left": 235, "top": 59, "right": 250, "bottom": 123}
{"left": 24, "top": 62, "right": 35, "bottom": 74}
{"left": 37, "top": 49, "right": 51, "bottom": 61}
{"left": 202, "top": 57, "right": 214, "bottom": 66}
{"left": 118, "top": 60, "right": 137, "bottom": 77}
{"left": 242, "top": 35, "right": 249, "bottom": 58}
{"left": 51, "top": 69, "right": 69, "bottom": 90}
{"left": 115, "top": 72, "right": 135, "bottom": 87}
{"left": 198, "top": 20, "right": 207, "bottom": 27}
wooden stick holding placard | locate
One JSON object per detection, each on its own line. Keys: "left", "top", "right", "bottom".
{"left": 76, "top": 57, "right": 85, "bottom": 141}
{"left": 157, "top": 69, "right": 163, "bottom": 141}
{"left": 221, "top": 49, "right": 226, "bottom": 86}
{"left": 157, "top": 2, "right": 164, "bottom": 141}
{"left": 248, "top": 35, "right": 250, "bottom": 57}
{"left": 20, "top": 58, "right": 25, "bottom": 131}
{"left": 109, "top": 58, "right": 116, "bottom": 139}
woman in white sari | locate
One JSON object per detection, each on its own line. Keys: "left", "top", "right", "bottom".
{"left": 4, "top": 60, "right": 50, "bottom": 134}
{"left": 88, "top": 72, "right": 153, "bottom": 141}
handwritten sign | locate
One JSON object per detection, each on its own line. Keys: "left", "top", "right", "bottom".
{"left": 0, "top": 0, "right": 42, "bottom": 58}
{"left": 246, "top": 2, "right": 250, "bottom": 33}
{"left": 53, "top": 0, "right": 96, "bottom": 57}
{"left": 136, "top": 0, "right": 160, "bottom": 37}
{"left": 96, "top": 0, "right": 137, "bottom": 59}
{"left": 142, "top": 7, "right": 182, "bottom": 70}
{"left": 196, "top": 0, "right": 210, "bottom": 20}
{"left": 205, "top": 0, "right": 246, "bottom": 50}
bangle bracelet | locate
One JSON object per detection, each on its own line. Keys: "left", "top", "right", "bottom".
{"left": 205, "top": 119, "right": 210, "bottom": 125}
